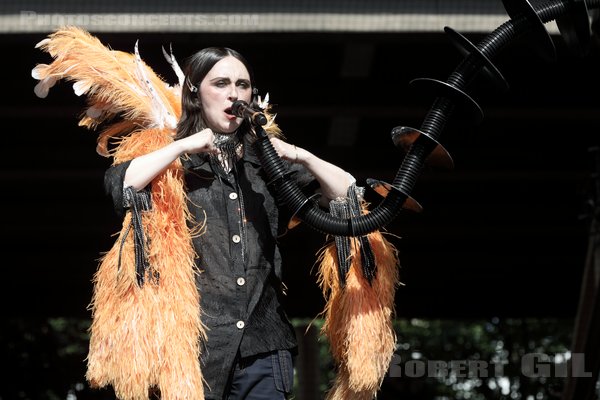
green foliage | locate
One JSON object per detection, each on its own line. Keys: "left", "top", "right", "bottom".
{"left": 0, "top": 318, "right": 114, "bottom": 400}
{"left": 293, "top": 317, "right": 575, "bottom": 399}
{"left": 0, "top": 317, "right": 575, "bottom": 399}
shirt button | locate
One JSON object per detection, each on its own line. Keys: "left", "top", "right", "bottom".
{"left": 237, "top": 277, "right": 246, "bottom": 286}
{"left": 232, "top": 234, "right": 241, "bottom": 243}
{"left": 229, "top": 192, "right": 238, "bottom": 200}
{"left": 236, "top": 320, "right": 245, "bottom": 329}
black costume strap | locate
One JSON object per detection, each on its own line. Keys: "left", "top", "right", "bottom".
{"left": 329, "top": 199, "right": 352, "bottom": 287}
{"left": 118, "top": 186, "right": 155, "bottom": 286}
{"left": 329, "top": 184, "right": 376, "bottom": 287}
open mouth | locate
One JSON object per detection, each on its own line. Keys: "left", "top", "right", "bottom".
{"left": 224, "top": 107, "right": 234, "bottom": 116}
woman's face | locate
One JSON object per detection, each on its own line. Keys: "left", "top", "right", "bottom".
{"left": 199, "top": 56, "right": 252, "bottom": 134}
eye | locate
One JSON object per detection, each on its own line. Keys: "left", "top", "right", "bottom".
{"left": 215, "top": 80, "right": 227, "bottom": 88}
{"left": 237, "top": 81, "right": 250, "bottom": 89}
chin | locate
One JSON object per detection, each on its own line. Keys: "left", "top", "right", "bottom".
{"left": 223, "top": 122, "right": 242, "bottom": 134}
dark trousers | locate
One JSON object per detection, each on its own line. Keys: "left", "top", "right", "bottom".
{"left": 226, "top": 350, "right": 294, "bottom": 400}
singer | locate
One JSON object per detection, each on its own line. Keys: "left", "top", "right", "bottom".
{"left": 106, "top": 47, "right": 354, "bottom": 399}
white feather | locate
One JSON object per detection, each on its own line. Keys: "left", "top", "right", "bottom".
{"left": 31, "top": 64, "right": 48, "bottom": 79}
{"left": 258, "top": 92, "right": 270, "bottom": 109}
{"left": 162, "top": 44, "right": 185, "bottom": 87}
{"left": 33, "top": 76, "right": 57, "bottom": 98}
{"left": 134, "top": 40, "right": 175, "bottom": 128}
{"left": 165, "top": 114, "right": 178, "bottom": 130}
{"left": 73, "top": 80, "right": 92, "bottom": 96}
{"left": 34, "top": 38, "right": 50, "bottom": 49}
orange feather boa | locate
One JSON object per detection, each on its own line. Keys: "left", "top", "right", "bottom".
{"left": 317, "top": 222, "right": 400, "bottom": 399}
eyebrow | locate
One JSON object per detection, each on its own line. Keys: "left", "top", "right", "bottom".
{"left": 209, "top": 77, "right": 251, "bottom": 84}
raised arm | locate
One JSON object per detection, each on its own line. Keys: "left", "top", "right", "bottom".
{"left": 269, "top": 137, "right": 353, "bottom": 202}
{"left": 124, "top": 128, "right": 219, "bottom": 190}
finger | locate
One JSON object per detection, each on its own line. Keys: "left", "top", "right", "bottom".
{"left": 207, "top": 142, "right": 220, "bottom": 154}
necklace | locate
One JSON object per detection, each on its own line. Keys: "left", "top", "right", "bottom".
{"left": 211, "top": 131, "right": 243, "bottom": 174}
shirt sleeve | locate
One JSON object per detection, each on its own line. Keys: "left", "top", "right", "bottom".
{"left": 103, "top": 160, "right": 132, "bottom": 218}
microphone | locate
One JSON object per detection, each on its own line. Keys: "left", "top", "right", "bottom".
{"left": 231, "top": 100, "right": 268, "bottom": 126}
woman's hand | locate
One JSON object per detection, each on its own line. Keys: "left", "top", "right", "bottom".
{"left": 178, "top": 128, "right": 220, "bottom": 155}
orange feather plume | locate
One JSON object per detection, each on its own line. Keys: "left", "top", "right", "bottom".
{"left": 32, "top": 26, "right": 181, "bottom": 157}
{"left": 317, "top": 209, "right": 400, "bottom": 399}
{"left": 33, "top": 27, "right": 204, "bottom": 399}
{"left": 86, "top": 129, "right": 206, "bottom": 400}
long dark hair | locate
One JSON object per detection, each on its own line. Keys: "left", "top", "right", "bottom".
{"left": 175, "top": 47, "right": 254, "bottom": 140}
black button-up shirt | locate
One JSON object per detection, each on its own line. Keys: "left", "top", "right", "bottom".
{"left": 104, "top": 136, "right": 316, "bottom": 399}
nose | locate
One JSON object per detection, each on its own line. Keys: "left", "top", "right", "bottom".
{"left": 227, "top": 84, "right": 238, "bottom": 101}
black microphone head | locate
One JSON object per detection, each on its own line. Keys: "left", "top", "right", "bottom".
{"left": 231, "top": 100, "right": 248, "bottom": 118}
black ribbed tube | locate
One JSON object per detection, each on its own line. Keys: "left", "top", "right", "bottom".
{"left": 588, "top": 0, "right": 600, "bottom": 7}
{"left": 253, "top": 134, "right": 308, "bottom": 215}
{"left": 252, "top": 129, "right": 405, "bottom": 236}
{"left": 420, "top": 98, "right": 454, "bottom": 142}
{"left": 253, "top": 0, "right": 600, "bottom": 237}
{"left": 478, "top": 16, "right": 528, "bottom": 61}
{"left": 390, "top": 0, "right": 577, "bottom": 199}
{"left": 393, "top": 139, "right": 428, "bottom": 196}
{"left": 537, "top": 0, "right": 569, "bottom": 22}
{"left": 390, "top": 97, "right": 455, "bottom": 194}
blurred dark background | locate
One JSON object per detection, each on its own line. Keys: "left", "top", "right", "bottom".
{"left": 7, "top": 30, "right": 598, "bottom": 320}
{"left": 2, "top": 1, "right": 600, "bottom": 399}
